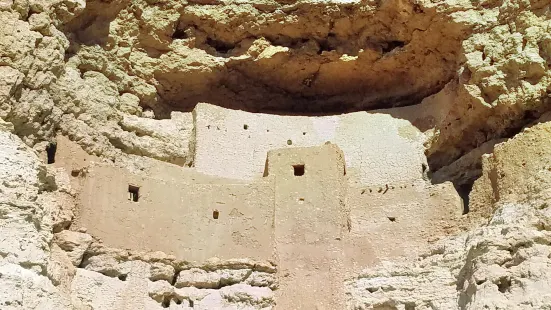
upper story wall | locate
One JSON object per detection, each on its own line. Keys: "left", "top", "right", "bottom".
{"left": 193, "top": 103, "right": 427, "bottom": 186}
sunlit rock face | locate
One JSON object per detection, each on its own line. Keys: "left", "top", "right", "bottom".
{"left": 1, "top": 0, "right": 551, "bottom": 308}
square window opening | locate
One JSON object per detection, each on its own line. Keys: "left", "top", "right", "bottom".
{"left": 128, "top": 185, "right": 140, "bottom": 202}
{"left": 293, "top": 164, "right": 305, "bottom": 176}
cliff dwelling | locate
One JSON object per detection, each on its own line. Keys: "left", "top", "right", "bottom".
{"left": 1, "top": 0, "right": 551, "bottom": 309}
{"left": 50, "top": 103, "right": 464, "bottom": 309}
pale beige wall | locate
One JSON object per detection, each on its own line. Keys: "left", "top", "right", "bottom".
{"left": 345, "top": 181, "right": 463, "bottom": 267}
{"left": 76, "top": 164, "right": 274, "bottom": 262}
{"left": 268, "top": 144, "right": 349, "bottom": 309}
{"left": 73, "top": 143, "right": 464, "bottom": 309}
{"left": 193, "top": 103, "right": 426, "bottom": 186}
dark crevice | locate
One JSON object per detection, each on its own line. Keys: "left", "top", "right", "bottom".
{"left": 496, "top": 277, "right": 511, "bottom": 293}
{"left": 160, "top": 295, "right": 190, "bottom": 308}
{"left": 46, "top": 142, "right": 57, "bottom": 164}
{"left": 170, "top": 270, "right": 179, "bottom": 286}
{"left": 172, "top": 28, "right": 188, "bottom": 40}
{"left": 179, "top": 20, "right": 410, "bottom": 58}
{"left": 429, "top": 100, "right": 551, "bottom": 190}
{"left": 382, "top": 40, "right": 405, "bottom": 54}
{"left": 317, "top": 39, "right": 332, "bottom": 54}
{"left": 455, "top": 182, "right": 473, "bottom": 214}
{"left": 161, "top": 296, "right": 170, "bottom": 308}
{"left": 206, "top": 37, "right": 235, "bottom": 54}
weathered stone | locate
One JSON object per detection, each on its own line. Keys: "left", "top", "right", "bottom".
{"left": 0, "top": 0, "right": 551, "bottom": 308}
{"left": 148, "top": 262, "right": 175, "bottom": 282}
{"left": 54, "top": 230, "right": 93, "bottom": 266}
{"left": 175, "top": 268, "right": 221, "bottom": 289}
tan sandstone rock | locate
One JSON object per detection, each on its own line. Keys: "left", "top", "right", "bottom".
{"left": 0, "top": 0, "right": 550, "bottom": 308}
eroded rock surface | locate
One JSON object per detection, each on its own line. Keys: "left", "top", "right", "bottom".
{"left": 347, "top": 121, "right": 551, "bottom": 310}
{"left": 1, "top": 0, "right": 551, "bottom": 308}
{"left": 0, "top": 123, "right": 71, "bottom": 309}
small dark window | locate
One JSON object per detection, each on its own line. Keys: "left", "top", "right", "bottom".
{"left": 213, "top": 210, "right": 219, "bottom": 219}
{"left": 287, "top": 139, "right": 293, "bottom": 145}
{"left": 128, "top": 185, "right": 140, "bottom": 202}
{"left": 243, "top": 124, "right": 249, "bottom": 130}
{"left": 293, "top": 165, "right": 305, "bottom": 176}
{"left": 189, "top": 299, "right": 194, "bottom": 307}
{"left": 46, "top": 142, "right": 57, "bottom": 164}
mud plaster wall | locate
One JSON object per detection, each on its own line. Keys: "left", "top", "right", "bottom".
{"left": 76, "top": 164, "right": 274, "bottom": 262}
{"left": 193, "top": 103, "right": 427, "bottom": 185}
{"left": 347, "top": 181, "right": 463, "bottom": 265}
{"left": 268, "top": 144, "right": 349, "bottom": 309}
{"left": 75, "top": 142, "right": 463, "bottom": 308}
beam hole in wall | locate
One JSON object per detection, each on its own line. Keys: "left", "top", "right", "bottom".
{"left": 244, "top": 124, "right": 248, "bottom": 130}
{"left": 46, "top": 142, "right": 57, "bottom": 164}
{"left": 287, "top": 139, "right": 293, "bottom": 145}
{"left": 128, "top": 185, "right": 140, "bottom": 202}
{"left": 213, "top": 210, "right": 219, "bottom": 219}
{"left": 387, "top": 216, "right": 396, "bottom": 222}
{"left": 293, "top": 164, "right": 305, "bottom": 176}
{"left": 117, "top": 274, "right": 127, "bottom": 281}
{"left": 190, "top": 300, "right": 194, "bottom": 307}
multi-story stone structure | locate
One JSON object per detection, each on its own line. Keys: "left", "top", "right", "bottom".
{"left": 52, "top": 103, "right": 463, "bottom": 309}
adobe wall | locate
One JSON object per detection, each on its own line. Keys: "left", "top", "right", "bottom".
{"left": 75, "top": 164, "right": 275, "bottom": 262}
{"left": 267, "top": 144, "right": 349, "bottom": 309}
{"left": 345, "top": 181, "right": 463, "bottom": 267}
{"left": 193, "top": 103, "right": 427, "bottom": 186}
{"left": 72, "top": 139, "right": 463, "bottom": 265}
{"left": 71, "top": 140, "right": 463, "bottom": 309}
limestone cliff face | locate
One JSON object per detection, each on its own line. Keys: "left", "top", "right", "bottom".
{"left": 1, "top": 0, "right": 551, "bottom": 308}
{"left": 348, "top": 121, "right": 551, "bottom": 309}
